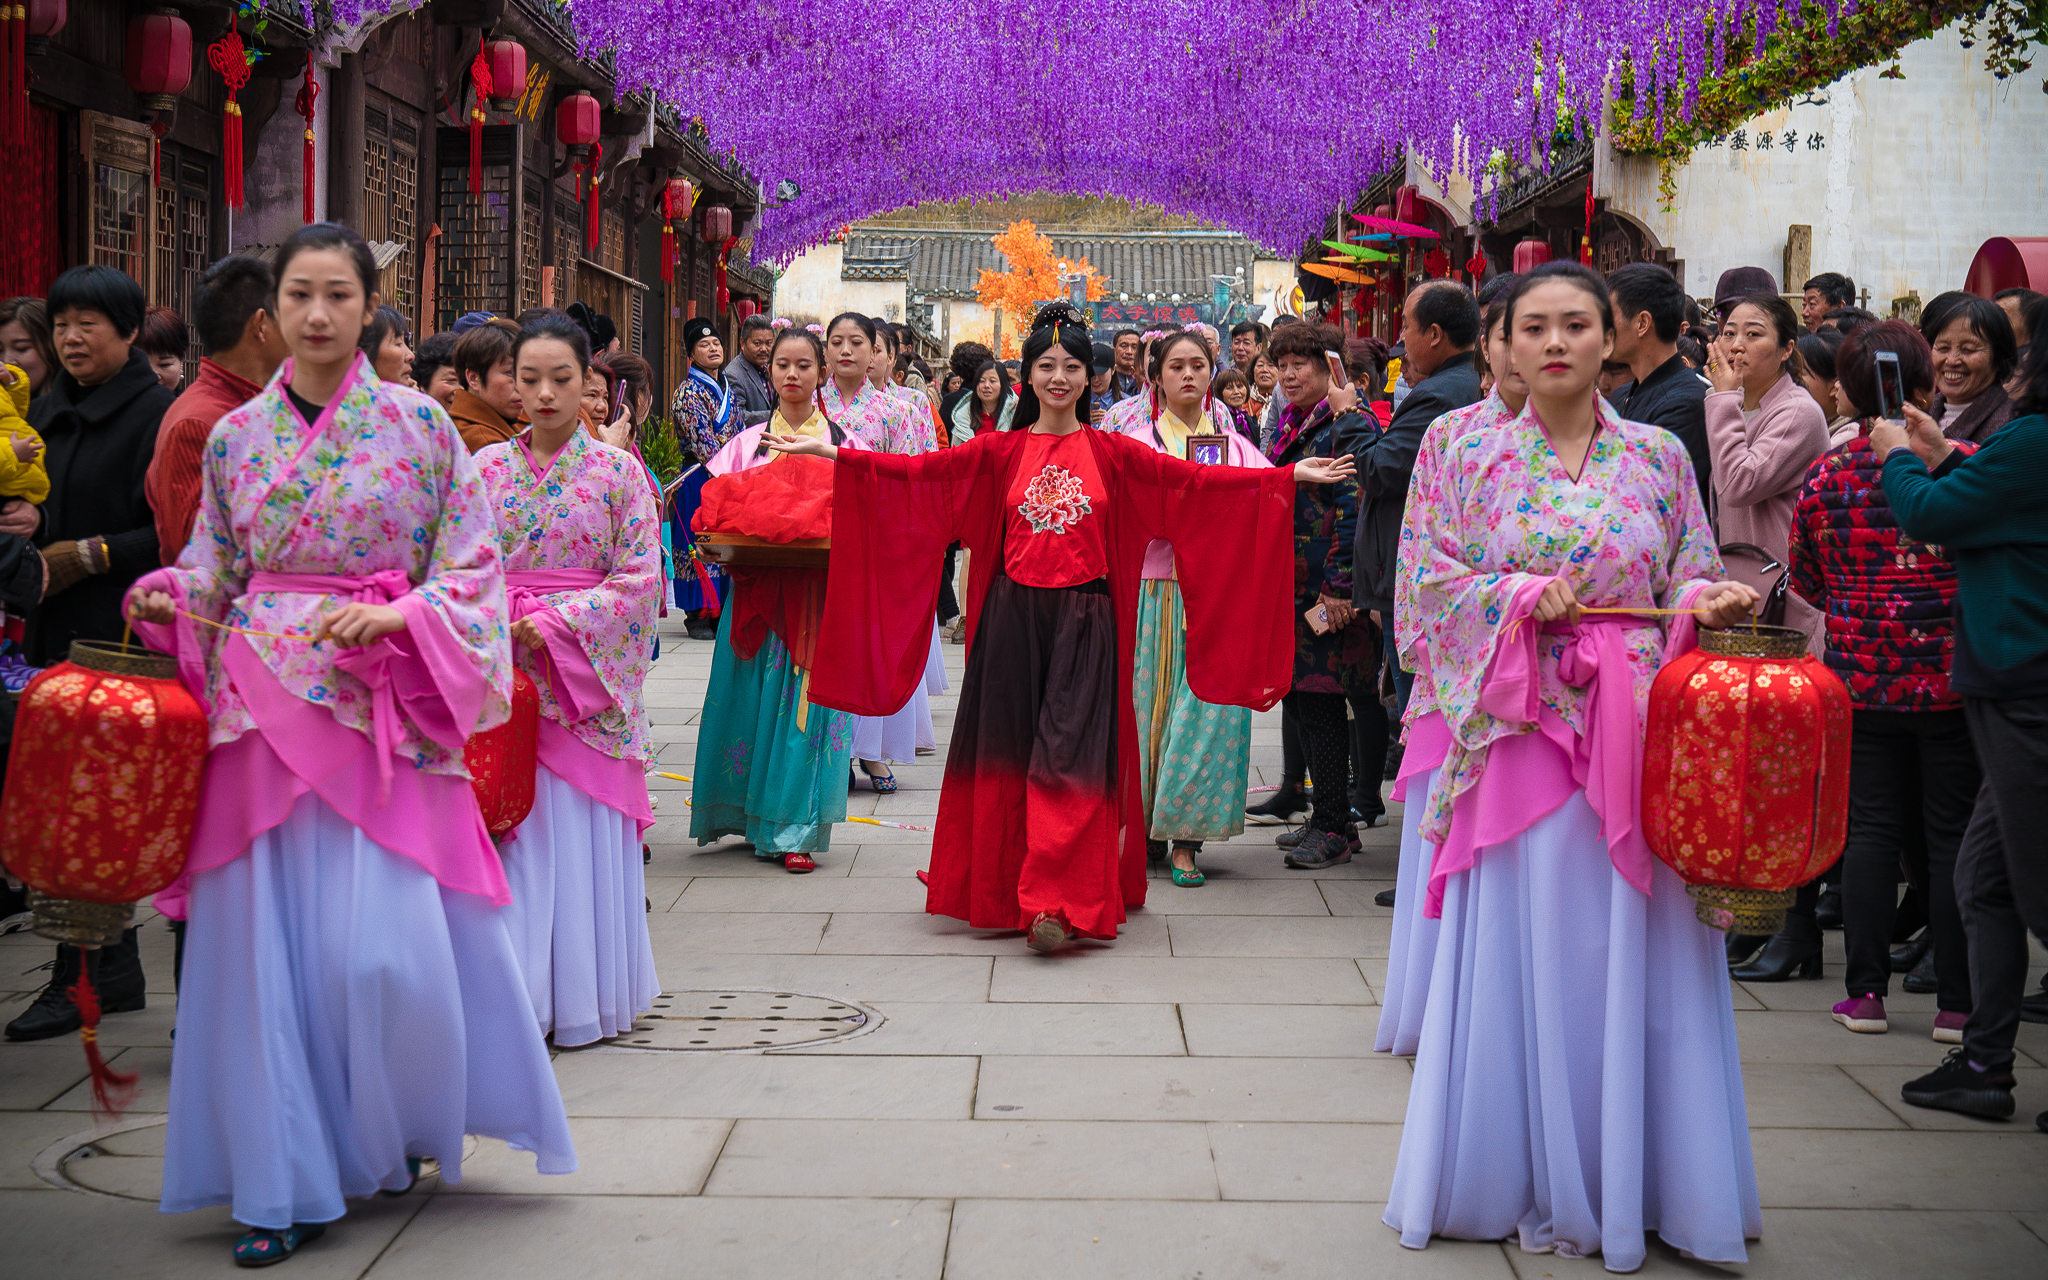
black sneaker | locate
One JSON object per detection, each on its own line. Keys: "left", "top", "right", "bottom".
{"left": 1374, "top": 888, "right": 1396, "bottom": 908}
{"left": 1284, "top": 828, "right": 1356, "bottom": 869}
{"left": 1275, "top": 828, "right": 1306, "bottom": 850}
{"left": 1245, "top": 790, "right": 1308, "bottom": 826}
{"left": 1900, "top": 1047, "right": 2016, "bottom": 1119}
{"left": 2021, "top": 989, "right": 2048, "bottom": 1025}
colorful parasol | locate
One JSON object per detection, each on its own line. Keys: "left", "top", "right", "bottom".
{"left": 1322, "top": 240, "right": 1395, "bottom": 261}
{"left": 1353, "top": 213, "right": 1438, "bottom": 239}
{"left": 1302, "top": 262, "right": 1370, "bottom": 284}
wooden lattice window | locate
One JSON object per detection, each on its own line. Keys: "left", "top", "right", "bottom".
{"left": 84, "top": 113, "right": 153, "bottom": 287}
{"left": 435, "top": 126, "right": 513, "bottom": 329}
{"left": 601, "top": 208, "right": 626, "bottom": 275}
{"left": 520, "top": 174, "right": 543, "bottom": 312}
{"left": 552, "top": 190, "right": 580, "bottom": 311}
{"left": 364, "top": 100, "right": 420, "bottom": 330}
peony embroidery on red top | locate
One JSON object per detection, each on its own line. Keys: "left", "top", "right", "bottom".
{"left": 1017, "top": 464, "right": 1094, "bottom": 535}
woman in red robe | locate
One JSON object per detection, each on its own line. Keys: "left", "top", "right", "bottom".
{"left": 769, "top": 303, "right": 1355, "bottom": 951}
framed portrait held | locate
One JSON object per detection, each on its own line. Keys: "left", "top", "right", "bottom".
{"left": 1185, "top": 433, "right": 1229, "bottom": 466}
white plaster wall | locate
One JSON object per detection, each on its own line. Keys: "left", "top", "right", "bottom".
{"left": 236, "top": 65, "right": 330, "bottom": 252}
{"left": 1605, "top": 29, "right": 2048, "bottom": 305}
{"left": 774, "top": 242, "right": 906, "bottom": 325}
{"left": 937, "top": 299, "right": 995, "bottom": 349}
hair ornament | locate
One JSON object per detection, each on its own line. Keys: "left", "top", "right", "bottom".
{"left": 771, "top": 316, "right": 792, "bottom": 330}
{"left": 805, "top": 322, "right": 824, "bottom": 335}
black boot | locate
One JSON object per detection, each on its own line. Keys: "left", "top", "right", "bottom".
{"left": 1731, "top": 932, "right": 1825, "bottom": 982}
{"left": 4, "top": 930, "right": 146, "bottom": 1042}
{"left": 1726, "top": 933, "right": 1770, "bottom": 967}
{"left": 1902, "top": 946, "right": 1939, "bottom": 994}
{"left": 1889, "top": 931, "right": 1931, "bottom": 974}
{"left": 1383, "top": 739, "right": 1404, "bottom": 782}
{"left": 1814, "top": 885, "right": 1844, "bottom": 931}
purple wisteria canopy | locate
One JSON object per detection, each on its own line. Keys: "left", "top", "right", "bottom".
{"left": 333, "top": 0, "right": 1855, "bottom": 259}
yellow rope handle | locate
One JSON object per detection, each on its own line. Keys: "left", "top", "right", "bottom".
{"left": 175, "top": 607, "right": 320, "bottom": 642}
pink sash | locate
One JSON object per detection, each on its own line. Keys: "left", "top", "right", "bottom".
{"left": 505, "top": 568, "right": 613, "bottom": 722}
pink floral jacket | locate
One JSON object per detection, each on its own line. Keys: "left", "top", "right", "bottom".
{"left": 474, "top": 429, "right": 663, "bottom": 764}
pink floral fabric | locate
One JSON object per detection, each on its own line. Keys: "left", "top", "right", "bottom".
{"left": 1394, "top": 397, "right": 1722, "bottom": 843}
{"left": 474, "top": 429, "right": 663, "bottom": 765}
{"left": 821, "top": 380, "right": 935, "bottom": 456}
{"left": 1392, "top": 391, "right": 1520, "bottom": 722}
{"left": 157, "top": 355, "right": 511, "bottom": 776}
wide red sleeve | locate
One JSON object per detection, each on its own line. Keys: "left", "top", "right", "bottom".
{"left": 1112, "top": 435, "right": 1298, "bottom": 710}
{"left": 810, "top": 434, "right": 1007, "bottom": 716}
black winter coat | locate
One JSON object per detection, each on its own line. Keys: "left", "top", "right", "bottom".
{"left": 24, "top": 348, "right": 171, "bottom": 665}
{"left": 1351, "top": 350, "right": 1482, "bottom": 617}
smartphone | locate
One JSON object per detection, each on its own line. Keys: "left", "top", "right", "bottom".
{"left": 1874, "top": 349, "right": 1906, "bottom": 423}
{"left": 1324, "top": 350, "right": 1348, "bottom": 388}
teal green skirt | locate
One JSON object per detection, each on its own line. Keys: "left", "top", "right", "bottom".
{"left": 691, "top": 611, "right": 853, "bottom": 854}
{"left": 1131, "top": 578, "right": 1252, "bottom": 843}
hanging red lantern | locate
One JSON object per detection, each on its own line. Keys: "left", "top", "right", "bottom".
{"left": 735, "top": 298, "right": 759, "bottom": 323}
{"left": 24, "top": 0, "right": 65, "bottom": 58}
{"left": 1372, "top": 203, "right": 1393, "bottom": 222}
{"left": 123, "top": 10, "right": 192, "bottom": 114}
{"left": 205, "top": 26, "right": 250, "bottom": 211}
{"left": 1394, "top": 185, "right": 1422, "bottom": 225}
{"left": 659, "top": 177, "right": 693, "bottom": 285}
{"left": 293, "top": 52, "right": 319, "bottom": 223}
{"left": 1512, "top": 239, "right": 1552, "bottom": 273}
{"left": 556, "top": 90, "right": 600, "bottom": 156}
{"left": 482, "top": 39, "right": 526, "bottom": 113}
{"left": 1642, "top": 625, "right": 1851, "bottom": 935}
{"left": 0, "top": 642, "right": 210, "bottom": 1116}
{"left": 700, "top": 204, "right": 732, "bottom": 244}
{"left": 466, "top": 668, "right": 539, "bottom": 838}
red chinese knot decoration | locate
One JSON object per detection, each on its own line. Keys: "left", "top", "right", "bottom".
{"left": 1641, "top": 625, "right": 1851, "bottom": 935}
{"left": 465, "top": 668, "right": 539, "bottom": 838}
{"left": 293, "top": 52, "right": 319, "bottom": 223}
{"left": 0, "top": 641, "right": 209, "bottom": 1117}
{"left": 206, "top": 27, "right": 250, "bottom": 210}
{"left": 468, "top": 46, "right": 490, "bottom": 195}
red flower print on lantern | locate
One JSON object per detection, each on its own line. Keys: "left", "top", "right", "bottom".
{"left": 1017, "top": 464, "right": 1093, "bottom": 535}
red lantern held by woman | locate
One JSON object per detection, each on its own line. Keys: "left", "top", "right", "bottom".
{"left": 1641, "top": 624, "right": 1851, "bottom": 934}
{"left": 466, "top": 667, "right": 539, "bottom": 838}
{"left": 124, "top": 10, "right": 193, "bottom": 114}
{"left": 483, "top": 39, "right": 526, "bottom": 112}
{"left": 0, "top": 641, "right": 209, "bottom": 1114}
{"left": 700, "top": 204, "right": 732, "bottom": 244}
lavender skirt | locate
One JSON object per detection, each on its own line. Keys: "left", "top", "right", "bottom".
{"left": 161, "top": 794, "right": 576, "bottom": 1229}
{"left": 1384, "top": 788, "right": 1760, "bottom": 1272}
{"left": 1373, "top": 764, "right": 1440, "bottom": 1056}
{"left": 500, "top": 764, "right": 661, "bottom": 1047}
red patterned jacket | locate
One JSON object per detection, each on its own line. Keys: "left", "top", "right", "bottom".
{"left": 1787, "top": 431, "right": 1976, "bottom": 710}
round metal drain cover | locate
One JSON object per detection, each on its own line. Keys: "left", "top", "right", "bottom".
{"left": 617, "top": 989, "right": 877, "bottom": 1052}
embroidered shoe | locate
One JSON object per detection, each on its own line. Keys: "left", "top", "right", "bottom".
{"left": 1831, "top": 994, "right": 1888, "bottom": 1034}
{"left": 1025, "top": 912, "right": 1069, "bottom": 953}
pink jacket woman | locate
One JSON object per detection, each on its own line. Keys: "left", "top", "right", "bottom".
{"left": 1704, "top": 371, "right": 1830, "bottom": 641}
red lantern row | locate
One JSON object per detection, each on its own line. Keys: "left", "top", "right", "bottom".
{"left": 124, "top": 10, "right": 191, "bottom": 114}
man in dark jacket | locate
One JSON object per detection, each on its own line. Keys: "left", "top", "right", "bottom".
{"left": 2, "top": 264, "right": 168, "bottom": 1042}
{"left": 1352, "top": 279, "right": 1481, "bottom": 712}
{"left": 722, "top": 313, "right": 775, "bottom": 428}
{"left": 1609, "top": 262, "right": 1713, "bottom": 508}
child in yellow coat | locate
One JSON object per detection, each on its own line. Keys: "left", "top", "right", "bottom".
{"left": 0, "top": 364, "right": 47, "bottom": 505}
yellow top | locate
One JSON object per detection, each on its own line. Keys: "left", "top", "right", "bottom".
{"left": 0, "top": 364, "right": 49, "bottom": 505}
{"left": 1155, "top": 405, "right": 1210, "bottom": 459}
{"left": 767, "top": 408, "right": 828, "bottom": 465}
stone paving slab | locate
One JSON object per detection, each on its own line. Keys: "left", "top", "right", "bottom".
{"left": 552, "top": 1050, "right": 979, "bottom": 1120}
{"left": 989, "top": 954, "right": 1376, "bottom": 1005}
{"left": 814, "top": 910, "right": 1172, "bottom": 957}
{"left": 443, "top": 1119, "right": 732, "bottom": 1196}
{"left": 973, "top": 1054, "right": 1414, "bottom": 1122}
{"left": 703, "top": 1117, "right": 1221, "bottom": 1200}
{"left": 779, "top": 999, "right": 1187, "bottom": 1057}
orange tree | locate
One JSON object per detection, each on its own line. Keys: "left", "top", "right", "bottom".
{"left": 975, "top": 220, "right": 1105, "bottom": 357}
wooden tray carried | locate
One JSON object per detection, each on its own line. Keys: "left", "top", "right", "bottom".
{"left": 695, "top": 531, "right": 831, "bottom": 569}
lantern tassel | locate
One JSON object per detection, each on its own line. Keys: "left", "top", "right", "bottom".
{"left": 715, "top": 235, "right": 735, "bottom": 317}
{"left": 468, "top": 48, "right": 490, "bottom": 196}
{"left": 70, "top": 964, "right": 140, "bottom": 1121}
{"left": 293, "top": 53, "right": 320, "bottom": 224}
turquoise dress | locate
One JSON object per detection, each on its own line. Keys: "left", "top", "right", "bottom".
{"left": 691, "top": 607, "right": 854, "bottom": 854}
{"left": 1131, "top": 577, "right": 1253, "bottom": 843}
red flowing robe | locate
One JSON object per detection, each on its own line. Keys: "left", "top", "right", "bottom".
{"left": 810, "top": 428, "right": 1298, "bottom": 929}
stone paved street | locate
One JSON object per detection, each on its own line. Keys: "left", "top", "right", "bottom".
{"left": 4, "top": 613, "right": 2047, "bottom": 1278}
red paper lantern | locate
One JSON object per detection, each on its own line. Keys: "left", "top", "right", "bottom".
{"left": 124, "top": 11, "right": 193, "bottom": 114}
{"left": 1512, "top": 239, "right": 1552, "bottom": 273}
{"left": 466, "top": 668, "right": 539, "bottom": 838}
{"left": 0, "top": 641, "right": 209, "bottom": 1116}
{"left": 660, "top": 177, "right": 694, "bottom": 285}
{"left": 1642, "top": 625, "right": 1851, "bottom": 934}
{"left": 24, "top": 0, "right": 66, "bottom": 54}
{"left": 483, "top": 39, "right": 527, "bottom": 112}
{"left": 556, "top": 91, "right": 600, "bottom": 154}
{"left": 700, "top": 204, "right": 733, "bottom": 244}
{"left": 735, "top": 298, "right": 759, "bottom": 322}
{"left": 1372, "top": 203, "right": 1393, "bottom": 222}
{"left": 1394, "top": 185, "right": 1421, "bottom": 225}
